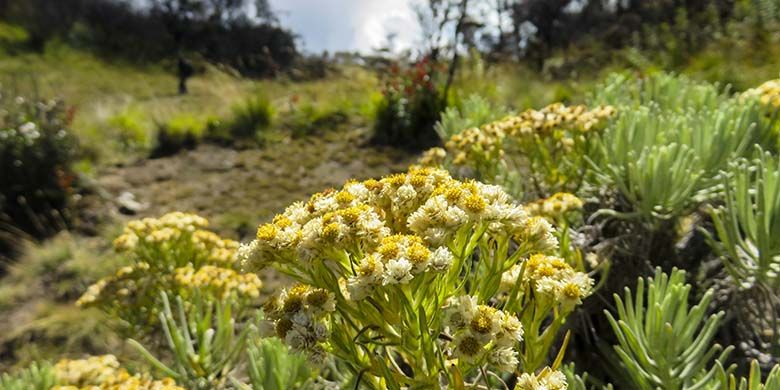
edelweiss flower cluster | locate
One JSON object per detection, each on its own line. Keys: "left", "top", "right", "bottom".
{"left": 501, "top": 254, "right": 593, "bottom": 310}
{"left": 173, "top": 265, "right": 262, "bottom": 300}
{"left": 344, "top": 234, "right": 453, "bottom": 300}
{"left": 79, "top": 212, "right": 255, "bottom": 335}
{"left": 76, "top": 262, "right": 151, "bottom": 307}
{"left": 239, "top": 166, "right": 529, "bottom": 267}
{"left": 52, "top": 355, "right": 182, "bottom": 390}
{"left": 263, "top": 284, "right": 336, "bottom": 362}
{"left": 437, "top": 103, "right": 616, "bottom": 168}
{"left": 525, "top": 192, "right": 584, "bottom": 221}
{"left": 743, "top": 78, "right": 780, "bottom": 108}
{"left": 515, "top": 367, "right": 568, "bottom": 390}
{"left": 113, "top": 212, "right": 238, "bottom": 267}
{"left": 442, "top": 296, "right": 524, "bottom": 372}
{"left": 241, "top": 167, "right": 585, "bottom": 386}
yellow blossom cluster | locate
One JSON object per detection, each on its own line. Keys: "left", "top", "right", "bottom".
{"left": 263, "top": 284, "right": 335, "bottom": 362}
{"left": 51, "top": 355, "right": 182, "bottom": 390}
{"left": 442, "top": 296, "right": 524, "bottom": 372}
{"left": 525, "top": 192, "right": 584, "bottom": 221}
{"left": 501, "top": 254, "right": 593, "bottom": 310}
{"left": 76, "top": 262, "right": 150, "bottom": 307}
{"left": 78, "top": 212, "right": 253, "bottom": 336}
{"left": 344, "top": 234, "right": 453, "bottom": 300}
{"left": 743, "top": 78, "right": 780, "bottom": 109}
{"left": 173, "top": 264, "right": 262, "bottom": 300}
{"left": 239, "top": 166, "right": 533, "bottom": 269}
{"left": 438, "top": 103, "right": 616, "bottom": 168}
{"left": 113, "top": 212, "right": 238, "bottom": 267}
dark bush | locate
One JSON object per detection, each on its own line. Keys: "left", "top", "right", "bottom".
{"left": 227, "top": 94, "right": 274, "bottom": 139}
{"left": 372, "top": 58, "right": 446, "bottom": 150}
{"left": 0, "top": 92, "right": 79, "bottom": 250}
{"left": 150, "top": 114, "right": 207, "bottom": 158}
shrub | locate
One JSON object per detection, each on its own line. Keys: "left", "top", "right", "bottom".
{"left": 105, "top": 107, "right": 149, "bottom": 152}
{"left": 287, "top": 99, "right": 348, "bottom": 138}
{"left": 371, "top": 58, "right": 446, "bottom": 150}
{"left": 0, "top": 92, "right": 78, "bottom": 246}
{"left": 238, "top": 336, "right": 311, "bottom": 390}
{"left": 605, "top": 268, "right": 731, "bottom": 389}
{"left": 239, "top": 166, "right": 592, "bottom": 387}
{"left": 151, "top": 114, "right": 207, "bottom": 157}
{"left": 589, "top": 73, "right": 771, "bottom": 227}
{"left": 421, "top": 102, "right": 615, "bottom": 199}
{"left": 226, "top": 94, "right": 274, "bottom": 140}
{"left": 75, "top": 212, "right": 256, "bottom": 339}
{"left": 434, "top": 94, "right": 510, "bottom": 140}
{"left": 0, "top": 361, "right": 57, "bottom": 390}
{"left": 706, "top": 149, "right": 780, "bottom": 356}
{"left": 128, "top": 292, "right": 250, "bottom": 389}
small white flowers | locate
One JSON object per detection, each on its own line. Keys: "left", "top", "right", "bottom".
{"left": 442, "top": 295, "right": 523, "bottom": 372}
{"left": 383, "top": 258, "right": 414, "bottom": 285}
{"left": 264, "top": 284, "right": 335, "bottom": 363}
{"left": 430, "top": 246, "right": 454, "bottom": 271}
{"left": 516, "top": 368, "right": 569, "bottom": 390}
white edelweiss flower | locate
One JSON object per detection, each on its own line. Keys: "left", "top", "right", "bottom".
{"left": 443, "top": 295, "right": 478, "bottom": 330}
{"left": 313, "top": 322, "right": 329, "bottom": 341}
{"left": 395, "top": 183, "right": 417, "bottom": 205}
{"left": 383, "top": 258, "right": 414, "bottom": 285}
{"left": 346, "top": 276, "right": 373, "bottom": 300}
{"left": 515, "top": 373, "right": 539, "bottom": 390}
{"left": 543, "top": 370, "right": 568, "bottom": 390}
{"left": 284, "top": 328, "right": 308, "bottom": 351}
{"left": 283, "top": 201, "right": 310, "bottom": 225}
{"left": 300, "top": 218, "right": 323, "bottom": 247}
{"left": 429, "top": 246, "right": 453, "bottom": 271}
{"left": 487, "top": 346, "right": 519, "bottom": 372}
{"left": 291, "top": 311, "right": 312, "bottom": 327}
{"left": 500, "top": 264, "right": 522, "bottom": 293}
{"left": 357, "top": 211, "right": 387, "bottom": 238}
{"left": 495, "top": 313, "right": 524, "bottom": 346}
{"left": 276, "top": 227, "right": 301, "bottom": 248}
{"left": 535, "top": 276, "right": 563, "bottom": 298}
{"left": 451, "top": 332, "right": 485, "bottom": 363}
{"left": 476, "top": 183, "right": 509, "bottom": 204}
{"left": 313, "top": 194, "right": 338, "bottom": 214}
{"left": 444, "top": 205, "right": 468, "bottom": 227}
{"left": 421, "top": 227, "right": 448, "bottom": 247}
{"left": 345, "top": 182, "right": 370, "bottom": 201}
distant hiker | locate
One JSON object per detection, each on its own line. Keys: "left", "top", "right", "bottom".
{"left": 178, "top": 56, "right": 194, "bottom": 95}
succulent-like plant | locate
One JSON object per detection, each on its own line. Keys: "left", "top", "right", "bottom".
{"left": 0, "top": 361, "right": 58, "bottom": 390}
{"left": 708, "top": 149, "right": 780, "bottom": 290}
{"left": 129, "top": 291, "right": 252, "bottom": 389}
{"left": 605, "top": 268, "right": 732, "bottom": 389}
{"left": 231, "top": 336, "right": 312, "bottom": 390}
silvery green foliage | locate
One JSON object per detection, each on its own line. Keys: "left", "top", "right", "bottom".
{"left": 605, "top": 268, "right": 731, "bottom": 390}
{"left": 561, "top": 362, "right": 613, "bottom": 390}
{"left": 0, "top": 361, "right": 58, "bottom": 390}
{"left": 714, "top": 359, "right": 780, "bottom": 390}
{"left": 708, "top": 149, "right": 780, "bottom": 290}
{"left": 234, "top": 336, "right": 311, "bottom": 390}
{"left": 434, "top": 94, "right": 510, "bottom": 140}
{"left": 129, "top": 291, "right": 251, "bottom": 390}
{"left": 588, "top": 73, "right": 771, "bottom": 226}
{"left": 706, "top": 149, "right": 780, "bottom": 353}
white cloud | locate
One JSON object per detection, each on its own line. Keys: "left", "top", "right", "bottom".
{"left": 270, "top": 0, "right": 421, "bottom": 53}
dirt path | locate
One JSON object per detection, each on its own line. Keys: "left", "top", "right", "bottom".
{"left": 96, "top": 128, "right": 414, "bottom": 239}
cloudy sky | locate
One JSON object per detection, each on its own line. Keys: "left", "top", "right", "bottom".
{"left": 268, "top": 0, "right": 422, "bottom": 54}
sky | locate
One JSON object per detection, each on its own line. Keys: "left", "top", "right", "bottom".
{"left": 268, "top": 0, "right": 422, "bottom": 54}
